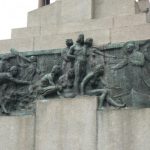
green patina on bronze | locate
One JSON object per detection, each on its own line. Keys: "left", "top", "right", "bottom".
{"left": 0, "top": 36, "right": 149, "bottom": 115}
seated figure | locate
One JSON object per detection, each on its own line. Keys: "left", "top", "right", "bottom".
{"left": 38, "top": 65, "right": 62, "bottom": 97}
{"left": 80, "top": 65, "right": 126, "bottom": 109}
{"left": 57, "top": 68, "right": 76, "bottom": 98}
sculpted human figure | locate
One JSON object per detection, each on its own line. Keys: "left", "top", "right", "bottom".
{"left": 0, "top": 66, "right": 30, "bottom": 114}
{"left": 57, "top": 68, "right": 76, "bottom": 98}
{"left": 10, "top": 49, "right": 40, "bottom": 81}
{"left": 0, "top": 53, "right": 16, "bottom": 72}
{"left": 85, "top": 38, "right": 116, "bottom": 70}
{"left": 0, "top": 66, "right": 30, "bottom": 85}
{"left": 38, "top": 65, "right": 62, "bottom": 97}
{"left": 112, "top": 42, "right": 145, "bottom": 70}
{"left": 61, "top": 39, "right": 74, "bottom": 73}
{"left": 111, "top": 42, "right": 145, "bottom": 92}
{"left": 81, "top": 65, "right": 126, "bottom": 109}
{"left": 67, "top": 34, "right": 87, "bottom": 94}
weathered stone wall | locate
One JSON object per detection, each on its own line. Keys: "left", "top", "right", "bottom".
{"left": 0, "top": 0, "right": 149, "bottom": 53}
{"left": 94, "top": 0, "right": 135, "bottom": 18}
{"left": 98, "top": 108, "right": 150, "bottom": 150}
{"left": 61, "top": 0, "right": 93, "bottom": 23}
{"left": 35, "top": 97, "right": 97, "bottom": 150}
{"left": 1, "top": 98, "right": 150, "bottom": 150}
{"left": 0, "top": 116, "right": 34, "bottom": 150}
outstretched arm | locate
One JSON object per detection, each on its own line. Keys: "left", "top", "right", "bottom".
{"left": 10, "top": 48, "right": 31, "bottom": 63}
{"left": 111, "top": 59, "right": 128, "bottom": 70}
{"left": 93, "top": 48, "right": 116, "bottom": 58}
{"left": 9, "top": 76, "right": 30, "bottom": 85}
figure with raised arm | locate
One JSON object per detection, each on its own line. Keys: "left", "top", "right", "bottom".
{"left": 81, "top": 65, "right": 126, "bottom": 109}
{"left": 0, "top": 66, "right": 30, "bottom": 114}
{"left": 112, "top": 42, "right": 145, "bottom": 70}
{"left": 10, "top": 49, "right": 40, "bottom": 81}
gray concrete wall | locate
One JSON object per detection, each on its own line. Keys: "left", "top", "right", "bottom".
{"left": 98, "top": 108, "right": 150, "bottom": 150}
{"left": 94, "top": 0, "right": 135, "bottom": 18}
{"left": 0, "top": 116, "right": 34, "bottom": 150}
{"left": 28, "top": 1, "right": 61, "bottom": 27}
{"left": 35, "top": 96, "right": 97, "bottom": 150}
{"left": 61, "top": 0, "right": 93, "bottom": 23}
{"left": 1, "top": 98, "right": 150, "bottom": 150}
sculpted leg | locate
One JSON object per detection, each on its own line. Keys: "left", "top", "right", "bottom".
{"left": 38, "top": 86, "right": 58, "bottom": 97}
{"left": 107, "top": 96, "right": 126, "bottom": 108}
{"left": 87, "top": 89, "right": 108, "bottom": 109}
{"left": 74, "top": 62, "right": 80, "bottom": 94}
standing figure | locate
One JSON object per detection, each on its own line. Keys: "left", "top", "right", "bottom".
{"left": 85, "top": 38, "right": 116, "bottom": 71}
{"left": 112, "top": 42, "right": 145, "bottom": 92}
{"left": 67, "top": 34, "right": 86, "bottom": 94}
{"left": 81, "top": 65, "right": 126, "bottom": 109}
{"left": 10, "top": 48, "right": 40, "bottom": 81}
{"left": 61, "top": 39, "right": 73, "bottom": 73}
{"left": 19, "top": 56, "right": 39, "bottom": 81}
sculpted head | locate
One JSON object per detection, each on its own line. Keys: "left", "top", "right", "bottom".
{"left": 30, "top": 56, "right": 37, "bottom": 62}
{"left": 124, "top": 42, "right": 135, "bottom": 54}
{"left": 66, "top": 39, "right": 73, "bottom": 48}
{"left": 10, "top": 66, "right": 18, "bottom": 77}
{"left": 51, "top": 65, "right": 62, "bottom": 76}
{"left": 76, "top": 34, "right": 84, "bottom": 45}
{"left": 85, "top": 38, "right": 93, "bottom": 47}
{"left": 94, "top": 64, "right": 104, "bottom": 76}
{"left": 67, "top": 68, "right": 75, "bottom": 79}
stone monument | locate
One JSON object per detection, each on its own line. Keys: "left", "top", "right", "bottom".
{"left": 1, "top": 0, "right": 150, "bottom": 150}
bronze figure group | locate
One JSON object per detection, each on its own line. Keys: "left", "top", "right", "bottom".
{"left": 0, "top": 34, "right": 150, "bottom": 115}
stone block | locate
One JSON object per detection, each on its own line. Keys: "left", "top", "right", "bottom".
{"left": 135, "top": 0, "right": 150, "bottom": 13}
{"left": 94, "top": 0, "right": 135, "bottom": 18}
{"left": 34, "top": 29, "right": 110, "bottom": 50}
{"left": 61, "top": 0, "right": 93, "bottom": 23}
{"left": 40, "top": 1, "right": 61, "bottom": 26}
{"left": 41, "top": 17, "right": 113, "bottom": 35}
{"left": 0, "top": 115, "right": 34, "bottom": 150}
{"left": 0, "top": 38, "right": 34, "bottom": 54}
{"left": 35, "top": 96, "right": 97, "bottom": 150}
{"left": 111, "top": 24, "right": 150, "bottom": 43}
{"left": 27, "top": 1, "right": 61, "bottom": 27}
{"left": 98, "top": 108, "right": 150, "bottom": 150}
{"left": 27, "top": 9, "right": 41, "bottom": 27}
{"left": 11, "top": 27, "right": 41, "bottom": 39}
{"left": 114, "top": 14, "right": 147, "bottom": 28}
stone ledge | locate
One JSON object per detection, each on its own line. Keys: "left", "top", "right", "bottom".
{"left": 111, "top": 24, "right": 150, "bottom": 43}
{"left": 0, "top": 38, "right": 34, "bottom": 54}
{"left": 12, "top": 17, "right": 113, "bottom": 39}
{"left": 11, "top": 27, "right": 41, "bottom": 39}
{"left": 12, "top": 14, "right": 149, "bottom": 39}
{"left": 33, "top": 29, "right": 110, "bottom": 50}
